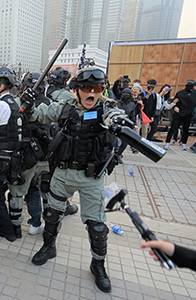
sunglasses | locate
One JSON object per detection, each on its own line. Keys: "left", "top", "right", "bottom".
{"left": 79, "top": 85, "right": 104, "bottom": 93}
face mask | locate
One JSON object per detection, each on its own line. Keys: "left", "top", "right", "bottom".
{"left": 185, "top": 84, "right": 194, "bottom": 91}
{"left": 147, "top": 85, "right": 154, "bottom": 91}
{"left": 123, "top": 83, "right": 129, "bottom": 89}
{"left": 121, "top": 94, "right": 131, "bottom": 102}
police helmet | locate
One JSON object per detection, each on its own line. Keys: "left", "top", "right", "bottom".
{"left": 21, "top": 71, "right": 46, "bottom": 90}
{"left": 0, "top": 64, "right": 16, "bottom": 87}
{"left": 47, "top": 67, "right": 71, "bottom": 85}
{"left": 73, "top": 67, "right": 106, "bottom": 88}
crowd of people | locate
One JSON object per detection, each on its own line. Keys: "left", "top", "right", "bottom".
{"left": 0, "top": 64, "right": 196, "bottom": 293}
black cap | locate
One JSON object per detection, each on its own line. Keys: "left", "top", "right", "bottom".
{"left": 147, "top": 79, "right": 157, "bottom": 85}
{"left": 185, "top": 78, "right": 195, "bottom": 85}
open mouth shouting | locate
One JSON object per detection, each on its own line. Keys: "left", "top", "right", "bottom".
{"left": 78, "top": 86, "right": 103, "bottom": 109}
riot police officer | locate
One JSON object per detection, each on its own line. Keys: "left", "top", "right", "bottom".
{"left": 21, "top": 67, "right": 126, "bottom": 293}
{"left": 45, "top": 66, "right": 78, "bottom": 216}
{"left": 45, "top": 66, "right": 72, "bottom": 100}
{"left": 0, "top": 65, "right": 24, "bottom": 241}
{"left": 8, "top": 71, "right": 52, "bottom": 237}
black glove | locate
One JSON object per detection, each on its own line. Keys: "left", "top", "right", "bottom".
{"left": 20, "top": 88, "right": 36, "bottom": 114}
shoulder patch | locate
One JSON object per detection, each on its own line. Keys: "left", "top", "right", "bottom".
{"left": 58, "top": 99, "right": 67, "bottom": 104}
{"left": 7, "top": 98, "right": 14, "bottom": 104}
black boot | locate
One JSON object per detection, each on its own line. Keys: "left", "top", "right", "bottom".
{"left": 31, "top": 207, "right": 60, "bottom": 265}
{"left": 13, "top": 225, "right": 22, "bottom": 238}
{"left": 90, "top": 258, "right": 111, "bottom": 293}
{"left": 0, "top": 232, "right": 16, "bottom": 242}
{"left": 64, "top": 200, "right": 78, "bottom": 216}
{"left": 31, "top": 234, "right": 56, "bottom": 265}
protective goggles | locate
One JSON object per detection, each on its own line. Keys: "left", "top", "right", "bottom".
{"left": 77, "top": 69, "right": 105, "bottom": 81}
{"left": 79, "top": 85, "right": 104, "bottom": 93}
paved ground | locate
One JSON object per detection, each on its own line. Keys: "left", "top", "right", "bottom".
{"left": 0, "top": 135, "right": 196, "bottom": 300}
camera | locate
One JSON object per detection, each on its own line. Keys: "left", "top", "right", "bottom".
{"left": 121, "top": 75, "right": 130, "bottom": 83}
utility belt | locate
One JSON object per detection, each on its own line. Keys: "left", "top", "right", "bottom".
{"left": 56, "top": 153, "right": 118, "bottom": 178}
{"left": 56, "top": 160, "right": 86, "bottom": 171}
{"left": 56, "top": 160, "right": 98, "bottom": 178}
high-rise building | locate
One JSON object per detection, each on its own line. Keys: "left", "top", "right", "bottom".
{"left": 119, "top": 0, "right": 143, "bottom": 41}
{"left": 0, "top": 0, "right": 45, "bottom": 72}
{"left": 65, "top": 0, "right": 123, "bottom": 52}
{"left": 140, "top": 0, "right": 184, "bottom": 40}
{"left": 41, "top": 0, "right": 69, "bottom": 69}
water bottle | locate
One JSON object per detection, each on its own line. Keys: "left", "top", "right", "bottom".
{"left": 106, "top": 222, "right": 124, "bottom": 235}
{"left": 128, "top": 165, "right": 134, "bottom": 176}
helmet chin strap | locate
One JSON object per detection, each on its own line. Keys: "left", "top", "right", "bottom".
{"left": 76, "top": 88, "right": 86, "bottom": 109}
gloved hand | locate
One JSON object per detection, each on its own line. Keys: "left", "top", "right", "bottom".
{"left": 103, "top": 111, "right": 127, "bottom": 127}
{"left": 20, "top": 88, "right": 36, "bottom": 114}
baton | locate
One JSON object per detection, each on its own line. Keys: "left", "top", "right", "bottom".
{"left": 20, "top": 38, "right": 68, "bottom": 112}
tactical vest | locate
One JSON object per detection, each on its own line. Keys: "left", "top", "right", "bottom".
{"left": 55, "top": 101, "right": 116, "bottom": 169}
{"left": 0, "top": 94, "right": 20, "bottom": 149}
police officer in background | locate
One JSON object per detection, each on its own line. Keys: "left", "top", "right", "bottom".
{"left": 45, "top": 66, "right": 72, "bottom": 100}
{"left": 0, "top": 65, "right": 24, "bottom": 241}
{"left": 8, "top": 71, "right": 51, "bottom": 237}
{"left": 45, "top": 66, "right": 78, "bottom": 216}
{"left": 21, "top": 67, "right": 127, "bottom": 293}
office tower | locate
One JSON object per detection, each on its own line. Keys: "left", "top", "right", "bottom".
{"left": 0, "top": 0, "right": 45, "bottom": 72}
{"left": 119, "top": 0, "right": 144, "bottom": 41}
{"left": 41, "top": 0, "right": 69, "bottom": 69}
{"left": 65, "top": 0, "right": 123, "bottom": 52}
{"left": 140, "top": 0, "right": 184, "bottom": 40}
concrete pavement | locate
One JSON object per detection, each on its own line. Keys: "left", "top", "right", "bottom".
{"left": 0, "top": 136, "right": 196, "bottom": 300}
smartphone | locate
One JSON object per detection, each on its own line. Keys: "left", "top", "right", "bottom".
{"left": 166, "top": 87, "right": 172, "bottom": 92}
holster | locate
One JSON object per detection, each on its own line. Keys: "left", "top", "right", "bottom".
{"left": 7, "top": 149, "right": 25, "bottom": 185}
{"left": 0, "top": 151, "right": 11, "bottom": 175}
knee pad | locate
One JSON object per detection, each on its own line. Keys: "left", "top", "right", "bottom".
{"left": 8, "top": 192, "right": 22, "bottom": 220}
{"left": 43, "top": 207, "right": 63, "bottom": 237}
{"left": 43, "top": 207, "right": 61, "bottom": 224}
{"left": 88, "top": 220, "right": 109, "bottom": 257}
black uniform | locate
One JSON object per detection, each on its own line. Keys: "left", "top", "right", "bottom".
{"left": 0, "top": 93, "right": 22, "bottom": 241}
{"left": 166, "top": 88, "right": 196, "bottom": 144}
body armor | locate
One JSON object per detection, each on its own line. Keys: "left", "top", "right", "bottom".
{"left": 0, "top": 94, "right": 20, "bottom": 148}
{"left": 54, "top": 101, "right": 116, "bottom": 175}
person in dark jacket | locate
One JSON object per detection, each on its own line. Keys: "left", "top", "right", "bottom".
{"left": 141, "top": 240, "right": 196, "bottom": 272}
{"left": 112, "top": 74, "right": 131, "bottom": 100}
{"left": 164, "top": 79, "right": 196, "bottom": 151}
{"left": 115, "top": 88, "right": 137, "bottom": 163}
{"left": 140, "top": 79, "right": 157, "bottom": 138}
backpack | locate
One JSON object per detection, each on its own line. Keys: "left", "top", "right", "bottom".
{"left": 142, "top": 91, "right": 156, "bottom": 100}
